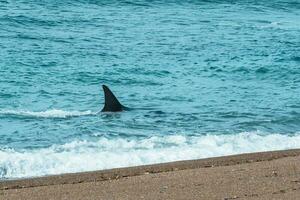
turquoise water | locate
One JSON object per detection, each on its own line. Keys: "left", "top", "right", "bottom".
{"left": 0, "top": 0, "right": 300, "bottom": 179}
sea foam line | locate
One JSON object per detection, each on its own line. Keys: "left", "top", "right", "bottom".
{"left": 0, "top": 131, "right": 300, "bottom": 179}
{"left": 0, "top": 109, "right": 94, "bottom": 118}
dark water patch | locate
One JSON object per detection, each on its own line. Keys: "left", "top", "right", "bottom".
{"left": 255, "top": 67, "right": 269, "bottom": 74}
{"left": 2, "top": 15, "right": 58, "bottom": 27}
{"left": 217, "top": 111, "right": 256, "bottom": 119}
{"left": 122, "top": 0, "right": 153, "bottom": 7}
{"left": 231, "top": 66, "right": 250, "bottom": 74}
{"left": 16, "top": 33, "right": 42, "bottom": 41}
{"left": 292, "top": 56, "right": 300, "bottom": 62}
{"left": 0, "top": 92, "right": 16, "bottom": 98}
{"left": 251, "top": 19, "right": 271, "bottom": 24}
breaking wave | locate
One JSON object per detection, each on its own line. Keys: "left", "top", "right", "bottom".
{"left": 1, "top": 131, "right": 300, "bottom": 179}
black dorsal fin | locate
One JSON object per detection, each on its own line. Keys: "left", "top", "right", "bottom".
{"left": 101, "top": 85, "right": 125, "bottom": 112}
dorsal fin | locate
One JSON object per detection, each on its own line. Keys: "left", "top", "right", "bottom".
{"left": 101, "top": 85, "right": 125, "bottom": 112}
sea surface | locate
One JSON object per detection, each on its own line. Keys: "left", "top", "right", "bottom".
{"left": 0, "top": 0, "right": 300, "bottom": 179}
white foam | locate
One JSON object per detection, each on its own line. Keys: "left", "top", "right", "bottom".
{"left": 0, "top": 109, "right": 94, "bottom": 118}
{"left": 1, "top": 131, "right": 300, "bottom": 179}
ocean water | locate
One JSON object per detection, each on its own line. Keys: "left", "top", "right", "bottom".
{"left": 0, "top": 0, "right": 300, "bottom": 179}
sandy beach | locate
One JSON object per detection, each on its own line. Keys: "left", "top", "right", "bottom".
{"left": 1, "top": 149, "right": 300, "bottom": 200}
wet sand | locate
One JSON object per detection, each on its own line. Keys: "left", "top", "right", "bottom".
{"left": 1, "top": 149, "right": 300, "bottom": 200}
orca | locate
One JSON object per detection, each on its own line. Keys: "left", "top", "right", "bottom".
{"left": 101, "top": 85, "right": 127, "bottom": 112}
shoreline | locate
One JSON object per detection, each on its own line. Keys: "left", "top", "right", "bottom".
{"left": 1, "top": 149, "right": 300, "bottom": 199}
{"left": 1, "top": 148, "right": 300, "bottom": 190}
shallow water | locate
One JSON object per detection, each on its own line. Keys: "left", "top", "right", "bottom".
{"left": 0, "top": 0, "right": 300, "bottom": 179}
